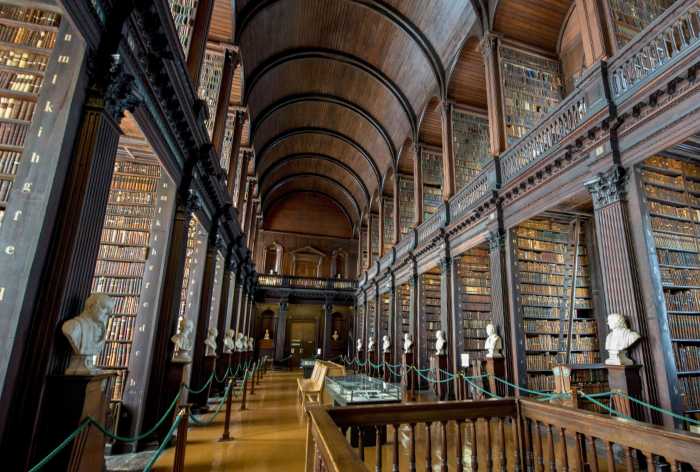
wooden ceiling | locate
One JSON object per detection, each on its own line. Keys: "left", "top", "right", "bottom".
{"left": 204, "top": 0, "right": 575, "bottom": 229}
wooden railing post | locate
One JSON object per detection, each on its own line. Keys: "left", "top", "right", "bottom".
{"left": 240, "top": 370, "right": 248, "bottom": 411}
{"left": 219, "top": 379, "right": 234, "bottom": 442}
{"left": 305, "top": 411, "right": 314, "bottom": 472}
{"left": 250, "top": 365, "right": 256, "bottom": 395}
{"left": 173, "top": 406, "right": 190, "bottom": 472}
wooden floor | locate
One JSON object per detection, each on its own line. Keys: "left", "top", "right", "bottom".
{"left": 153, "top": 370, "right": 308, "bottom": 471}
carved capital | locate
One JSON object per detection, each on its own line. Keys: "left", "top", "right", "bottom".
{"left": 480, "top": 33, "right": 499, "bottom": 58}
{"left": 488, "top": 230, "right": 506, "bottom": 252}
{"left": 177, "top": 190, "right": 202, "bottom": 215}
{"left": 87, "top": 54, "right": 141, "bottom": 121}
{"left": 439, "top": 256, "right": 452, "bottom": 274}
{"left": 586, "top": 166, "right": 627, "bottom": 210}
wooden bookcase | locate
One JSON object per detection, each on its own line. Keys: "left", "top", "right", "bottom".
{"left": 220, "top": 110, "right": 236, "bottom": 175}
{"left": 398, "top": 283, "right": 410, "bottom": 339}
{"left": 420, "top": 270, "right": 441, "bottom": 366}
{"left": 179, "top": 216, "right": 208, "bottom": 327}
{"left": 197, "top": 48, "right": 225, "bottom": 139}
{"left": 207, "top": 251, "right": 225, "bottom": 332}
{"left": 168, "top": 0, "right": 198, "bottom": 59}
{"left": 607, "top": 0, "right": 674, "bottom": 48}
{"left": 509, "top": 215, "right": 606, "bottom": 394}
{"left": 456, "top": 244, "right": 491, "bottom": 362}
{"left": 366, "top": 299, "right": 376, "bottom": 343}
{"left": 398, "top": 174, "right": 414, "bottom": 235}
{"left": 371, "top": 213, "right": 380, "bottom": 260}
{"left": 380, "top": 291, "right": 390, "bottom": 343}
{"left": 382, "top": 196, "right": 393, "bottom": 253}
{"left": 360, "top": 226, "right": 369, "bottom": 270}
{"left": 421, "top": 148, "right": 442, "bottom": 220}
{"left": 499, "top": 44, "right": 562, "bottom": 147}
{"left": 357, "top": 303, "right": 365, "bottom": 344}
{"left": 0, "top": 4, "right": 59, "bottom": 226}
{"left": 452, "top": 110, "right": 489, "bottom": 190}
{"left": 636, "top": 154, "right": 700, "bottom": 415}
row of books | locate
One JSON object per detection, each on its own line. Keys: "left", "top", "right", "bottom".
{"left": 526, "top": 335, "right": 597, "bottom": 351}
{"left": 645, "top": 156, "right": 700, "bottom": 177}
{"left": 168, "top": 0, "right": 197, "bottom": 56}
{"left": 421, "top": 149, "right": 442, "bottom": 186}
{"left": 94, "top": 260, "right": 146, "bottom": 278}
{"left": 664, "top": 289, "right": 700, "bottom": 312}
{"left": 657, "top": 249, "right": 700, "bottom": 268}
{"left": 645, "top": 183, "right": 700, "bottom": 207}
{"left": 111, "top": 174, "right": 159, "bottom": 193}
{"left": 0, "top": 70, "right": 41, "bottom": 94}
{"left": 669, "top": 314, "right": 700, "bottom": 339}
{"left": 0, "top": 96, "right": 33, "bottom": 121}
{"left": 0, "top": 49, "right": 48, "bottom": 72}
{"left": 103, "top": 215, "right": 152, "bottom": 232}
{"left": 92, "top": 276, "right": 142, "bottom": 295}
{"left": 453, "top": 110, "right": 488, "bottom": 189}
{"left": 680, "top": 377, "right": 700, "bottom": 411}
{"left": 0, "top": 120, "right": 27, "bottom": 146}
{"left": 108, "top": 189, "right": 155, "bottom": 206}
{"left": 0, "top": 25, "right": 56, "bottom": 49}
{"left": 112, "top": 296, "right": 139, "bottom": 316}
{"left": 654, "top": 233, "right": 698, "bottom": 253}
{"left": 464, "top": 339, "right": 484, "bottom": 350}
{"left": 111, "top": 371, "right": 126, "bottom": 401}
{"left": 101, "top": 228, "right": 149, "bottom": 246}
{"left": 0, "top": 6, "right": 60, "bottom": 27}
{"left": 460, "top": 276, "right": 490, "bottom": 288}
{"left": 197, "top": 49, "right": 224, "bottom": 138}
{"left": 0, "top": 176, "right": 11, "bottom": 202}
{"left": 523, "top": 319, "right": 597, "bottom": 335}
{"left": 0, "top": 149, "right": 17, "bottom": 173}
{"left": 641, "top": 169, "right": 684, "bottom": 190}
{"left": 106, "top": 316, "right": 136, "bottom": 341}
{"left": 674, "top": 345, "right": 700, "bottom": 372}
{"left": 515, "top": 226, "right": 569, "bottom": 242}
{"left": 518, "top": 271, "right": 587, "bottom": 287}
{"left": 98, "top": 244, "right": 148, "bottom": 261}
{"left": 106, "top": 204, "right": 155, "bottom": 219}
{"left": 519, "top": 283, "right": 590, "bottom": 298}
{"left": 518, "top": 249, "right": 565, "bottom": 264}
{"left": 520, "top": 294, "right": 592, "bottom": 309}
{"left": 648, "top": 200, "right": 700, "bottom": 222}
{"left": 522, "top": 305, "right": 564, "bottom": 319}
{"left": 399, "top": 285, "right": 410, "bottom": 337}
{"left": 661, "top": 267, "right": 700, "bottom": 286}
{"left": 517, "top": 237, "right": 568, "bottom": 253}
{"left": 115, "top": 160, "right": 162, "bottom": 177}
{"left": 527, "top": 374, "right": 556, "bottom": 391}
{"left": 97, "top": 342, "right": 131, "bottom": 368}
{"left": 651, "top": 216, "right": 695, "bottom": 236}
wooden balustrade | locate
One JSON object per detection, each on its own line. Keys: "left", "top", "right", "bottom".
{"left": 257, "top": 275, "right": 357, "bottom": 290}
{"left": 306, "top": 397, "right": 700, "bottom": 472}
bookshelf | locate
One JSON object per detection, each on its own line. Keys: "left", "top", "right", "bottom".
{"left": 608, "top": 0, "right": 674, "bottom": 47}
{"left": 371, "top": 213, "right": 380, "bottom": 260}
{"left": 168, "top": 0, "right": 198, "bottom": 59}
{"left": 360, "top": 226, "right": 369, "bottom": 270}
{"left": 421, "top": 148, "right": 442, "bottom": 220}
{"left": 0, "top": 4, "right": 59, "bottom": 226}
{"left": 398, "top": 174, "right": 414, "bottom": 235}
{"left": 357, "top": 303, "right": 365, "bottom": 345}
{"left": 197, "top": 49, "right": 225, "bottom": 139}
{"left": 638, "top": 154, "right": 700, "bottom": 414}
{"left": 367, "top": 299, "right": 376, "bottom": 343}
{"left": 510, "top": 215, "right": 605, "bottom": 393}
{"left": 399, "top": 283, "right": 410, "bottom": 339}
{"left": 453, "top": 110, "right": 489, "bottom": 190}
{"left": 383, "top": 196, "right": 393, "bottom": 253}
{"left": 499, "top": 45, "right": 562, "bottom": 147}
{"left": 456, "top": 244, "right": 491, "bottom": 362}
{"left": 93, "top": 156, "right": 163, "bottom": 401}
{"left": 220, "top": 111, "right": 236, "bottom": 174}
{"left": 207, "top": 251, "right": 225, "bottom": 329}
{"left": 380, "top": 292, "right": 390, "bottom": 342}
{"left": 420, "top": 270, "right": 441, "bottom": 359}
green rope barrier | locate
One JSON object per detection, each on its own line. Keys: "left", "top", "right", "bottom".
{"left": 142, "top": 412, "right": 184, "bottom": 472}
{"left": 28, "top": 418, "right": 92, "bottom": 472}
{"left": 489, "top": 375, "right": 557, "bottom": 399}
{"left": 613, "top": 391, "right": 700, "bottom": 426}
{"left": 189, "top": 383, "right": 233, "bottom": 427}
{"left": 462, "top": 374, "right": 500, "bottom": 399}
{"left": 183, "top": 370, "right": 216, "bottom": 394}
{"left": 578, "top": 391, "right": 632, "bottom": 420}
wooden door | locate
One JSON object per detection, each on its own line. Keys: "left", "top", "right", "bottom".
{"left": 288, "top": 321, "right": 317, "bottom": 366}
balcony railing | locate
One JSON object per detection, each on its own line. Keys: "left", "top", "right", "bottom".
{"left": 416, "top": 204, "right": 447, "bottom": 246}
{"left": 449, "top": 163, "right": 494, "bottom": 223}
{"left": 305, "top": 398, "right": 700, "bottom": 472}
{"left": 608, "top": 0, "right": 700, "bottom": 100}
{"left": 256, "top": 275, "right": 357, "bottom": 291}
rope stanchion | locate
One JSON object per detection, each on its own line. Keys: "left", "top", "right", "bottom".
{"left": 462, "top": 374, "right": 500, "bottom": 399}
{"left": 142, "top": 409, "right": 185, "bottom": 472}
{"left": 183, "top": 370, "right": 216, "bottom": 395}
{"left": 28, "top": 419, "right": 92, "bottom": 472}
{"left": 189, "top": 382, "right": 233, "bottom": 427}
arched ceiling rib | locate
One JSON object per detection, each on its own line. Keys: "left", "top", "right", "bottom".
{"left": 264, "top": 190, "right": 355, "bottom": 232}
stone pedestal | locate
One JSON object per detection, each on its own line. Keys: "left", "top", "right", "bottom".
{"left": 36, "top": 373, "right": 114, "bottom": 472}
{"left": 382, "top": 352, "right": 392, "bottom": 382}
{"left": 607, "top": 365, "right": 645, "bottom": 421}
{"left": 191, "top": 356, "right": 217, "bottom": 413}
{"left": 485, "top": 356, "right": 506, "bottom": 397}
{"left": 430, "top": 354, "right": 448, "bottom": 400}
{"left": 402, "top": 353, "right": 416, "bottom": 401}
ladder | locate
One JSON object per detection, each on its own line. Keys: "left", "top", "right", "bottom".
{"left": 557, "top": 217, "right": 581, "bottom": 364}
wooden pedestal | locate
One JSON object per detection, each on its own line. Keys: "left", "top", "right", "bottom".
{"left": 368, "top": 351, "right": 378, "bottom": 377}
{"left": 430, "top": 354, "right": 448, "bottom": 400}
{"left": 467, "top": 361, "right": 486, "bottom": 400}
{"left": 382, "top": 352, "right": 392, "bottom": 382}
{"left": 485, "top": 357, "right": 506, "bottom": 397}
{"left": 36, "top": 373, "right": 114, "bottom": 472}
{"left": 402, "top": 353, "right": 416, "bottom": 401}
{"left": 357, "top": 351, "right": 365, "bottom": 374}
{"left": 213, "top": 353, "right": 232, "bottom": 396}
{"left": 191, "top": 356, "right": 217, "bottom": 413}
{"left": 607, "top": 365, "right": 645, "bottom": 421}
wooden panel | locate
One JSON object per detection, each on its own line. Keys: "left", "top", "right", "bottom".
{"left": 493, "top": 0, "right": 573, "bottom": 52}
{"left": 419, "top": 97, "right": 442, "bottom": 147}
{"left": 558, "top": 4, "right": 585, "bottom": 94}
{"left": 448, "top": 36, "right": 487, "bottom": 109}
{"left": 230, "top": 62, "right": 243, "bottom": 105}
{"left": 210, "top": 0, "right": 233, "bottom": 43}
{"left": 264, "top": 192, "right": 353, "bottom": 238}
{"left": 397, "top": 141, "right": 415, "bottom": 175}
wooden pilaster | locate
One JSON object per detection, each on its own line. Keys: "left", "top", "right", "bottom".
{"left": 357, "top": 226, "right": 363, "bottom": 276}
{"left": 392, "top": 171, "right": 400, "bottom": 244}
{"left": 226, "top": 111, "right": 246, "bottom": 196}
{"left": 575, "top": 0, "right": 613, "bottom": 65}
{"left": 440, "top": 100, "right": 456, "bottom": 201}
{"left": 186, "top": 0, "right": 215, "bottom": 88}
{"left": 234, "top": 274, "right": 246, "bottom": 333}
{"left": 413, "top": 144, "right": 423, "bottom": 226}
{"left": 274, "top": 300, "right": 288, "bottom": 361}
{"left": 322, "top": 302, "right": 333, "bottom": 359}
{"left": 366, "top": 212, "right": 373, "bottom": 265}
{"left": 489, "top": 229, "right": 515, "bottom": 389}
{"left": 481, "top": 33, "right": 506, "bottom": 156}
{"left": 211, "top": 50, "right": 237, "bottom": 158}
{"left": 235, "top": 151, "right": 252, "bottom": 216}
{"left": 378, "top": 198, "right": 385, "bottom": 257}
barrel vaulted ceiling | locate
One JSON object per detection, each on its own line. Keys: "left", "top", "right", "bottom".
{"left": 208, "top": 0, "right": 572, "bottom": 231}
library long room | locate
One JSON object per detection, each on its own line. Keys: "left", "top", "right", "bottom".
{"left": 3, "top": 0, "right": 700, "bottom": 471}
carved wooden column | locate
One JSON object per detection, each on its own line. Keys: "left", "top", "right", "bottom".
{"left": 357, "top": 226, "right": 363, "bottom": 275}
{"left": 322, "top": 302, "right": 333, "bottom": 359}
{"left": 392, "top": 171, "right": 400, "bottom": 244}
{"left": 489, "top": 229, "right": 515, "bottom": 389}
{"left": 575, "top": 0, "right": 613, "bottom": 64}
{"left": 387, "top": 273, "right": 398, "bottom": 362}
{"left": 274, "top": 300, "right": 289, "bottom": 362}
{"left": 234, "top": 271, "right": 246, "bottom": 333}
{"left": 481, "top": 33, "right": 506, "bottom": 156}
{"left": 211, "top": 50, "right": 238, "bottom": 158}
{"left": 440, "top": 100, "right": 456, "bottom": 201}
{"left": 235, "top": 150, "right": 252, "bottom": 216}
{"left": 378, "top": 198, "right": 385, "bottom": 257}
{"left": 186, "top": 0, "right": 215, "bottom": 88}
{"left": 413, "top": 143, "right": 423, "bottom": 226}
{"left": 217, "top": 251, "right": 237, "bottom": 341}
{"left": 444, "top": 253, "right": 462, "bottom": 397}
{"left": 366, "top": 212, "right": 374, "bottom": 265}
{"left": 587, "top": 166, "right": 665, "bottom": 422}
{"left": 374, "top": 283, "right": 381, "bottom": 362}
{"left": 226, "top": 111, "right": 245, "bottom": 196}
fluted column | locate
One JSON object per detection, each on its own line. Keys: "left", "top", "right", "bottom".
{"left": 440, "top": 100, "right": 456, "bottom": 200}
{"left": 211, "top": 50, "right": 238, "bottom": 158}
{"left": 226, "top": 111, "right": 245, "bottom": 195}
{"left": 413, "top": 144, "right": 423, "bottom": 226}
{"left": 186, "top": 0, "right": 215, "bottom": 88}
{"left": 489, "top": 229, "right": 515, "bottom": 387}
{"left": 481, "top": 33, "right": 506, "bottom": 156}
{"left": 275, "top": 300, "right": 289, "bottom": 361}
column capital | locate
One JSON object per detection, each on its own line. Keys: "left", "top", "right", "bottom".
{"left": 480, "top": 32, "right": 499, "bottom": 58}
{"left": 177, "top": 189, "right": 202, "bottom": 214}
{"left": 586, "top": 166, "right": 628, "bottom": 210}
{"left": 488, "top": 230, "right": 506, "bottom": 251}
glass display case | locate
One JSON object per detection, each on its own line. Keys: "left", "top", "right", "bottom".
{"left": 301, "top": 358, "right": 316, "bottom": 378}
{"left": 324, "top": 374, "right": 402, "bottom": 406}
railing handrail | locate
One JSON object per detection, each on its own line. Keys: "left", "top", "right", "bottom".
{"left": 307, "top": 404, "right": 367, "bottom": 472}
{"left": 257, "top": 274, "right": 357, "bottom": 290}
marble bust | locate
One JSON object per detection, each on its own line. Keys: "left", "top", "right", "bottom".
{"left": 235, "top": 332, "right": 245, "bottom": 352}
{"left": 204, "top": 327, "right": 218, "bottom": 357}
{"left": 605, "top": 313, "right": 641, "bottom": 366}
{"left": 435, "top": 330, "right": 447, "bottom": 356}
{"left": 171, "top": 317, "right": 194, "bottom": 363}
{"left": 484, "top": 323, "right": 503, "bottom": 358}
{"left": 403, "top": 333, "right": 413, "bottom": 354}
{"left": 264, "top": 329, "right": 271, "bottom": 340}
{"left": 247, "top": 337, "right": 254, "bottom": 351}
{"left": 356, "top": 338, "right": 363, "bottom": 352}
{"left": 62, "top": 293, "right": 115, "bottom": 375}
{"left": 223, "top": 329, "right": 235, "bottom": 354}
{"left": 367, "top": 336, "right": 375, "bottom": 352}
{"left": 332, "top": 330, "right": 340, "bottom": 342}
{"left": 382, "top": 335, "right": 391, "bottom": 353}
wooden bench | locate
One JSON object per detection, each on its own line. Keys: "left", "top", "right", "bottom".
{"left": 298, "top": 360, "right": 347, "bottom": 407}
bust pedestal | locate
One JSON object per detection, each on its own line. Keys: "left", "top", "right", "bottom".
{"left": 607, "top": 364, "right": 645, "bottom": 421}
{"left": 402, "top": 353, "right": 416, "bottom": 401}
{"left": 430, "top": 354, "right": 448, "bottom": 400}
{"left": 382, "top": 352, "right": 392, "bottom": 382}
{"left": 214, "top": 353, "right": 232, "bottom": 397}
{"left": 36, "top": 373, "right": 114, "bottom": 472}
{"left": 485, "top": 356, "right": 506, "bottom": 397}
{"left": 191, "top": 356, "right": 217, "bottom": 413}
{"left": 368, "top": 351, "right": 378, "bottom": 377}
{"left": 356, "top": 351, "right": 365, "bottom": 374}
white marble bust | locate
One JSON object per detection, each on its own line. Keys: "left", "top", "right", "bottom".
{"left": 484, "top": 323, "right": 503, "bottom": 358}
{"left": 247, "top": 337, "right": 254, "bottom": 351}
{"left": 235, "top": 332, "right": 245, "bottom": 352}
{"left": 356, "top": 338, "right": 363, "bottom": 352}
{"left": 435, "top": 330, "right": 447, "bottom": 356}
{"left": 264, "top": 329, "right": 271, "bottom": 340}
{"left": 605, "top": 313, "right": 641, "bottom": 366}
{"left": 171, "top": 317, "right": 194, "bottom": 363}
{"left": 403, "top": 333, "right": 413, "bottom": 354}
{"left": 223, "top": 329, "right": 235, "bottom": 354}
{"left": 204, "top": 326, "right": 218, "bottom": 357}
{"left": 382, "top": 335, "right": 391, "bottom": 353}
{"left": 62, "top": 293, "right": 115, "bottom": 375}
{"left": 332, "top": 330, "right": 340, "bottom": 341}
{"left": 367, "top": 336, "right": 375, "bottom": 352}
